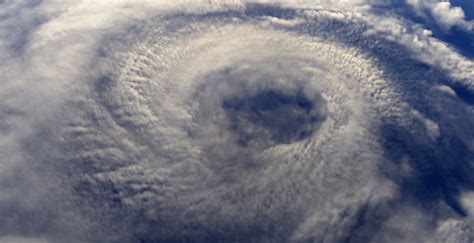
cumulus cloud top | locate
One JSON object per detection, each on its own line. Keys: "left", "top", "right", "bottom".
{"left": 432, "top": 2, "right": 466, "bottom": 29}
{"left": 407, "top": 0, "right": 473, "bottom": 31}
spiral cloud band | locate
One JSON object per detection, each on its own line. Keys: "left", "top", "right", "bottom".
{"left": 1, "top": 1, "right": 474, "bottom": 242}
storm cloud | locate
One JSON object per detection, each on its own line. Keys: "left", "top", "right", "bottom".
{"left": 1, "top": 1, "right": 473, "bottom": 242}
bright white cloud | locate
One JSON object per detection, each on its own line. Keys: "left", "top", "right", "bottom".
{"left": 431, "top": 2, "right": 466, "bottom": 30}
{"left": 406, "top": 0, "right": 473, "bottom": 31}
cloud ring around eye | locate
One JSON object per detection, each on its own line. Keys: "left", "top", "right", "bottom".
{"left": 2, "top": 2, "right": 474, "bottom": 242}
{"left": 65, "top": 12, "right": 404, "bottom": 241}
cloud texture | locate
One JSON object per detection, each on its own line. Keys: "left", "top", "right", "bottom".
{"left": 1, "top": 1, "right": 474, "bottom": 242}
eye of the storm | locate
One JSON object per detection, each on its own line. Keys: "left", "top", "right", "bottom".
{"left": 222, "top": 89, "right": 326, "bottom": 147}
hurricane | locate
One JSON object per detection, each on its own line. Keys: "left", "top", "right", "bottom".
{"left": 1, "top": 1, "right": 474, "bottom": 242}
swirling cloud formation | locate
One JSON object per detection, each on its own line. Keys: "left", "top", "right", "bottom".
{"left": 1, "top": 1, "right": 474, "bottom": 242}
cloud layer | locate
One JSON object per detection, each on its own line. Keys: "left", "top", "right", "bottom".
{"left": 1, "top": 1, "right": 473, "bottom": 242}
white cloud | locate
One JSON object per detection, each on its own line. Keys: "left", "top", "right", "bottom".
{"left": 434, "top": 85, "right": 457, "bottom": 97}
{"left": 431, "top": 2, "right": 466, "bottom": 30}
{"left": 406, "top": 0, "right": 473, "bottom": 31}
{"left": 359, "top": 8, "right": 474, "bottom": 92}
{"left": 1, "top": 1, "right": 474, "bottom": 242}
